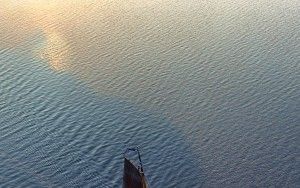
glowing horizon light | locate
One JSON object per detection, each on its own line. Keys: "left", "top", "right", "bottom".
{"left": 6, "top": 0, "right": 58, "bottom": 8}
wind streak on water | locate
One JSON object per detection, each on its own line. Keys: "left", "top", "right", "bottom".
{"left": 1, "top": 0, "right": 300, "bottom": 187}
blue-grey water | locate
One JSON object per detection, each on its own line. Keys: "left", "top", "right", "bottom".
{"left": 0, "top": 0, "right": 299, "bottom": 187}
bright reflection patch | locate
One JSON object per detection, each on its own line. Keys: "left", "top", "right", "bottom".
{"left": 39, "top": 29, "right": 69, "bottom": 72}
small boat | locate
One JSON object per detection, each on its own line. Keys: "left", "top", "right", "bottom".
{"left": 123, "top": 147, "right": 149, "bottom": 188}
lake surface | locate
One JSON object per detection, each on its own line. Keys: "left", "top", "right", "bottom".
{"left": 0, "top": 0, "right": 299, "bottom": 187}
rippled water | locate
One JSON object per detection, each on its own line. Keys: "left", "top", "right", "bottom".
{"left": 0, "top": 0, "right": 299, "bottom": 187}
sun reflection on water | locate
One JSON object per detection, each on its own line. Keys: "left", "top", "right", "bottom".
{"left": 0, "top": 0, "right": 96, "bottom": 72}
{"left": 39, "top": 29, "right": 70, "bottom": 72}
